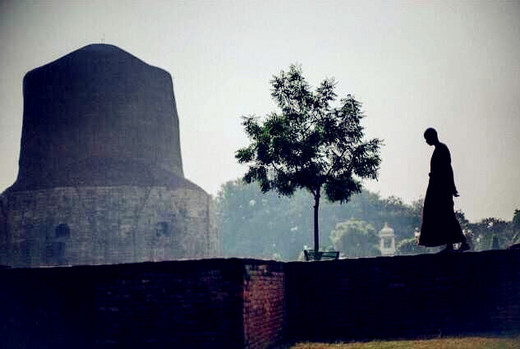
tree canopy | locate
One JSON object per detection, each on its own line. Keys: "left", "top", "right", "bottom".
{"left": 236, "top": 64, "right": 382, "bottom": 252}
{"left": 330, "top": 219, "right": 380, "bottom": 258}
{"left": 216, "top": 180, "right": 518, "bottom": 260}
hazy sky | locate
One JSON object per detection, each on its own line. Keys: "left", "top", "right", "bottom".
{"left": 1, "top": 0, "right": 519, "bottom": 222}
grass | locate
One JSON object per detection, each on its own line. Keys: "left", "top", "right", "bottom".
{"left": 291, "top": 336, "right": 520, "bottom": 349}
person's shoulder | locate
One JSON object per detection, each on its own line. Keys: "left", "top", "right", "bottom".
{"left": 437, "top": 142, "right": 451, "bottom": 158}
{"left": 438, "top": 142, "right": 450, "bottom": 152}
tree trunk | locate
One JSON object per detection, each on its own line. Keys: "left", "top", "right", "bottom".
{"left": 313, "top": 189, "right": 321, "bottom": 252}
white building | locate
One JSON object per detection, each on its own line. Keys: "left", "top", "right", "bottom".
{"left": 379, "top": 223, "right": 396, "bottom": 256}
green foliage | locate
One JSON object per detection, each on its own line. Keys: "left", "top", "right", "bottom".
{"left": 290, "top": 336, "right": 520, "bottom": 348}
{"left": 237, "top": 64, "right": 382, "bottom": 201}
{"left": 468, "top": 217, "right": 516, "bottom": 250}
{"left": 329, "top": 219, "right": 380, "bottom": 258}
{"left": 396, "top": 237, "right": 428, "bottom": 255}
{"left": 513, "top": 209, "right": 520, "bottom": 230}
{"left": 216, "top": 180, "right": 312, "bottom": 260}
{"left": 217, "top": 180, "right": 518, "bottom": 258}
{"left": 217, "top": 180, "right": 425, "bottom": 260}
{"left": 236, "top": 64, "right": 382, "bottom": 251}
{"left": 512, "top": 209, "right": 520, "bottom": 244}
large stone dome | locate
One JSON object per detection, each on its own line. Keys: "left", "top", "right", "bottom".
{"left": 12, "top": 44, "right": 185, "bottom": 191}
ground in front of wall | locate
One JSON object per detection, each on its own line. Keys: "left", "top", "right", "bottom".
{"left": 291, "top": 336, "right": 520, "bottom": 349}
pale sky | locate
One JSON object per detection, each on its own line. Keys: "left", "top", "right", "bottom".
{"left": 1, "top": 0, "right": 519, "bottom": 222}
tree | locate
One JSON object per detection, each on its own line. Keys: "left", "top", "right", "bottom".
{"left": 513, "top": 209, "right": 520, "bottom": 231}
{"left": 512, "top": 209, "right": 520, "bottom": 245}
{"left": 216, "top": 180, "right": 312, "bottom": 260}
{"left": 329, "top": 219, "right": 380, "bottom": 258}
{"left": 236, "top": 65, "right": 382, "bottom": 252}
{"left": 468, "top": 217, "right": 514, "bottom": 250}
{"left": 216, "top": 181, "right": 427, "bottom": 259}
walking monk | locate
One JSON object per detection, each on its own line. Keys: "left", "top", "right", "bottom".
{"left": 419, "top": 128, "right": 470, "bottom": 253}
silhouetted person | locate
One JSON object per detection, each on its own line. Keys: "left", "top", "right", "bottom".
{"left": 419, "top": 128, "right": 470, "bottom": 253}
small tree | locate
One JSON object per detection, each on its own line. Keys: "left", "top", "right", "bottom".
{"left": 236, "top": 64, "right": 382, "bottom": 252}
{"left": 330, "top": 219, "right": 380, "bottom": 258}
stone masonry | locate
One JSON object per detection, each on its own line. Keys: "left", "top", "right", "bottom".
{"left": 0, "top": 44, "right": 217, "bottom": 267}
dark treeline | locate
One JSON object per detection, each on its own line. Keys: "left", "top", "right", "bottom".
{"left": 216, "top": 180, "right": 520, "bottom": 260}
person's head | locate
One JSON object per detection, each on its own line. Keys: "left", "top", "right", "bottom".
{"left": 424, "top": 128, "right": 439, "bottom": 146}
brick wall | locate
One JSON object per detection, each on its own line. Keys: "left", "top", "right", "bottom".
{"left": 243, "top": 261, "right": 286, "bottom": 349}
{"left": 93, "top": 260, "right": 245, "bottom": 348}
{"left": 0, "top": 251, "right": 519, "bottom": 349}
{"left": 0, "top": 258, "right": 286, "bottom": 349}
{"left": 285, "top": 250, "right": 520, "bottom": 342}
{"left": 0, "top": 259, "right": 242, "bottom": 349}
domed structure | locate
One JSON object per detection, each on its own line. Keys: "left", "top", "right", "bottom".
{"left": 14, "top": 43, "right": 184, "bottom": 190}
{"left": 378, "top": 223, "right": 396, "bottom": 256}
{"left": 0, "top": 44, "right": 218, "bottom": 267}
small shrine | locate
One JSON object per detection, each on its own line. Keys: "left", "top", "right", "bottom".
{"left": 379, "top": 223, "right": 396, "bottom": 256}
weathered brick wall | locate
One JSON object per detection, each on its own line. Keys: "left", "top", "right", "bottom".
{"left": 0, "top": 252, "right": 518, "bottom": 349}
{"left": 93, "top": 260, "right": 243, "bottom": 348}
{"left": 243, "top": 261, "right": 286, "bottom": 349}
{"left": 0, "top": 259, "right": 246, "bottom": 349}
{"left": 0, "top": 185, "right": 217, "bottom": 267}
{"left": 285, "top": 250, "right": 520, "bottom": 342}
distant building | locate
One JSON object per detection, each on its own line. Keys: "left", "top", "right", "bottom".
{"left": 378, "top": 223, "right": 396, "bottom": 256}
{"left": 0, "top": 44, "right": 218, "bottom": 267}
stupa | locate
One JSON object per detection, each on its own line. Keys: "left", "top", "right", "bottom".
{"left": 0, "top": 44, "right": 218, "bottom": 267}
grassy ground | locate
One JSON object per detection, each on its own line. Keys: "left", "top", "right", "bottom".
{"left": 291, "top": 336, "right": 520, "bottom": 349}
